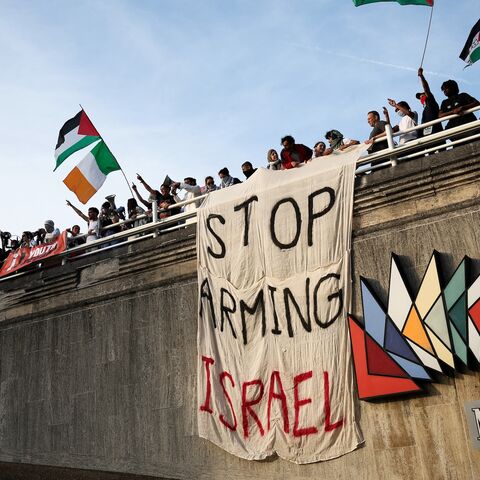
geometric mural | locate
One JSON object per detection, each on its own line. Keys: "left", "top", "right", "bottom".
{"left": 349, "top": 252, "right": 480, "bottom": 400}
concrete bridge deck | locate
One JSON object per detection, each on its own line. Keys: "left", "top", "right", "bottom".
{"left": 0, "top": 141, "right": 479, "bottom": 479}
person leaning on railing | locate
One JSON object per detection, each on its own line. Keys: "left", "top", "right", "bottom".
{"left": 324, "top": 130, "right": 359, "bottom": 156}
{"left": 364, "top": 110, "right": 389, "bottom": 154}
{"left": 66, "top": 225, "right": 86, "bottom": 248}
{"left": 439, "top": 79, "right": 480, "bottom": 140}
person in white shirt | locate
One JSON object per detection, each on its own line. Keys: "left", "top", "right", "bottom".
{"left": 171, "top": 177, "right": 202, "bottom": 222}
{"left": 66, "top": 201, "right": 100, "bottom": 243}
{"left": 43, "top": 220, "right": 61, "bottom": 244}
{"left": 387, "top": 99, "right": 418, "bottom": 145}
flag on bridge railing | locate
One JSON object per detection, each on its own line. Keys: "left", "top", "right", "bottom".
{"left": 460, "top": 19, "right": 480, "bottom": 67}
{"left": 63, "top": 140, "right": 121, "bottom": 204}
{"left": 54, "top": 110, "right": 100, "bottom": 170}
{"left": 353, "top": 0, "right": 433, "bottom": 6}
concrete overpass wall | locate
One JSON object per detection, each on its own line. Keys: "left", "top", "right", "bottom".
{"left": 0, "top": 142, "right": 479, "bottom": 479}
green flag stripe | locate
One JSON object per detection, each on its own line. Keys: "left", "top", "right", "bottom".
{"left": 54, "top": 136, "right": 100, "bottom": 171}
{"left": 353, "top": 0, "right": 432, "bottom": 6}
{"left": 91, "top": 141, "right": 121, "bottom": 175}
{"left": 468, "top": 46, "right": 480, "bottom": 65}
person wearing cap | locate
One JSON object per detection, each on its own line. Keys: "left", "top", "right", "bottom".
{"left": 43, "top": 220, "right": 61, "bottom": 244}
{"left": 417, "top": 68, "right": 443, "bottom": 138}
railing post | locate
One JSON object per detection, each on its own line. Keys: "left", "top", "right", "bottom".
{"left": 385, "top": 123, "right": 397, "bottom": 166}
{"left": 152, "top": 201, "right": 158, "bottom": 238}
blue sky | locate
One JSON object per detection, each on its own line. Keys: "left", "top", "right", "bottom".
{"left": 1, "top": 0, "right": 479, "bottom": 237}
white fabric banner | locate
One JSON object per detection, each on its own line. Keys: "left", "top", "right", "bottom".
{"left": 197, "top": 146, "right": 366, "bottom": 464}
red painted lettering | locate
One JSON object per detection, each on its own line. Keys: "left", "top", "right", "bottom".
{"left": 293, "top": 371, "right": 318, "bottom": 437}
{"left": 241, "top": 379, "right": 265, "bottom": 438}
{"left": 219, "top": 371, "right": 237, "bottom": 431}
{"left": 267, "top": 371, "right": 289, "bottom": 433}
{"left": 200, "top": 355, "right": 214, "bottom": 414}
{"left": 323, "top": 371, "right": 344, "bottom": 432}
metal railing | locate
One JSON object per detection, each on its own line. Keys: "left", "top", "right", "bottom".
{"left": 356, "top": 104, "right": 480, "bottom": 173}
{"left": 1, "top": 105, "right": 479, "bottom": 281}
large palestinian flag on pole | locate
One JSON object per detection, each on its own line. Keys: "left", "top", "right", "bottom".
{"left": 460, "top": 19, "right": 480, "bottom": 67}
{"left": 54, "top": 110, "right": 100, "bottom": 171}
{"left": 63, "top": 140, "right": 121, "bottom": 204}
{"left": 353, "top": 0, "right": 433, "bottom": 6}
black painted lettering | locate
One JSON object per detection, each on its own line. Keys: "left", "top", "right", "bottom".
{"left": 239, "top": 289, "right": 265, "bottom": 345}
{"left": 283, "top": 281, "right": 312, "bottom": 336}
{"left": 268, "top": 285, "right": 282, "bottom": 335}
{"left": 270, "top": 198, "right": 302, "bottom": 249}
{"left": 234, "top": 196, "right": 259, "bottom": 246}
{"left": 308, "top": 187, "right": 335, "bottom": 247}
{"left": 206, "top": 214, "right": 226, "bottom": 259}
{"left": 220, "top": 288, "right": 238, "bottom": 339}
{"left": 313, "top": 273, "right": 343, "bottom": 328}
{"left": 199, "top": 278, "right": 217, "bottom": 329}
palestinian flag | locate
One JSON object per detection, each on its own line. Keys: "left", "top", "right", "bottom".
{"left": 54, "top": 110, "right": 100, "bottom": 170}
{"left": 63, "top": 140, "right": 120, "bottom": 204}
{"left": 353, "top": 0, "right": 433, "bottom": 6}
{"left": 460, "top": 19, "right": 480, "bottom": 67}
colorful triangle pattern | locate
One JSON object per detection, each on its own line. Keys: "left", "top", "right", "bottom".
{"left": 350, "top": 253, "right": 480, "bottom": 401}
{"left": 349, "top": 317, "right": 422, "bottom": 400}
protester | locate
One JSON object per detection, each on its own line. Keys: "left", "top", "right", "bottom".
{"left": 310, "top": 141, "right": 326, "bottom": 160}
{"left": 386, "top": 99, "right": 418, "bottom": 145}
{"left": 280, "top": 135, "right": 312, "bottom": 169}
{"left": 203, "top": 176, "right": 218, "bottom": 193}
{"left": 439, "top": 79, "right": 479, "bottom": 132}
{"left": 365, "top": 110, "right": 389, "bottom": 153}
{"left": 417, "top": 68, "right": 443, "bottom": 138}
{"left": 266, "top": 149, "right": 282, "bottom": 170}
{"left": 324, "top": 130, "right": 360, "bottom": 155}
{"left": 33, "top": 228, "right": 46, "bottom": 245}
{"left": 66, "top": 201, "right": 100, "bottom": 243}
{"left": 99, "top": 201, "right": 121, "bottom": 238}
{"left": 133, "top": 174, "right": 163, "bottom": 208}
{"left": 126, "top": 198, "right": 146, "bottom": 228}
{"left": 171, "top": 177, "right": 203, "bottom": 213}
{"left": 67, "top": 224, "right": 86, "bottom": 248}
{"left": 20, "top": 231, "right": 36, "bottom": 247}
{"left": 218, "top": 168, "right": 241, "bottom": 188}
{"left": 241, "top": 161, "right": 257, "bottom": 179}
{"left": 132, "top": 182, "right": 157, "bottom": 210}
{"left": 43, "top": 220, "right": 61, "bottom": 244}
{"left": 133, "top": 175, "right": 180, "bottom": 218}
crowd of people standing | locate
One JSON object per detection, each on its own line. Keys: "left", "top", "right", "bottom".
{"left": 1, "top": 69, "right": 478, "bottom": 265}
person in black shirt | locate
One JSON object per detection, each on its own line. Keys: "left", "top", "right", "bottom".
{"left": 416, "top": 68, "right": 443, "bottom": 138}
{"left": 439, "top": 79, "right": 479, "bottom": 134}
{"left": 133, "top": 174, "right": 180, "bottom": 217}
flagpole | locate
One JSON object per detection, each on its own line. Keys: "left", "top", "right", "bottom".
{"left": 79, "top": 104, "right": 135, "bottom": 199}
{"left": 419, "top": 3, "right": 434, "bottom": 69}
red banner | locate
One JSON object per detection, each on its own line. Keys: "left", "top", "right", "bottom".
{"left": 0, "top": 231, "right": 67, "bottom": 278}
